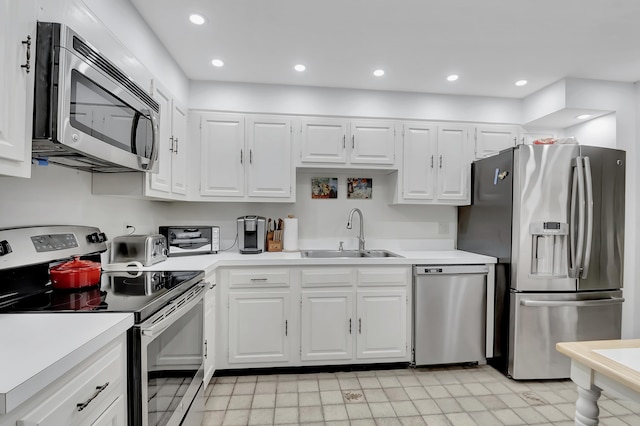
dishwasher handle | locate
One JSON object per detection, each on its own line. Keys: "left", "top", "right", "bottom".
{"left": 414, "top": 265, "right": 489, "bottom": 275}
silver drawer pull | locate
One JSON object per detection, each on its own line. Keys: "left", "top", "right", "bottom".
{"left": 520, "top": 297, "right": 624, "bottom": 308}
{"left": 76, "top": 382, "right": 109, "bottom": 411}
{"left": 250, "top": 278, "right": 268, "bottom": 282}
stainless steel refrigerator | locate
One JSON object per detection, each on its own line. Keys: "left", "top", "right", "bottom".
{"left": 458, "top": 144, "right": 625, "bottom": 380}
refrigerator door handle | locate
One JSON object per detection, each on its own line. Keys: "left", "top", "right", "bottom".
{"left": 520, "top": 297, "right": 625, "bottom": 308}
{"left": 572, "top": 156, "right": 586, "bottom": 278}
{"left": 569, "top": 170, "right": 578, "bottom": 277}
{"left": 581, "top": 156, "right": 594, "bottom": 279}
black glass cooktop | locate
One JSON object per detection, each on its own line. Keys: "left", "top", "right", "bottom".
{"left": 0, "top": 270, "right": 204, "bottom": 323}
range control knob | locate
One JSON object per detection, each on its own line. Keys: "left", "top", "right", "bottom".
{"left": 86, "top": 233, "right": 100, "bottom": 243}
{"left": 98, "top": 232, "right": 108, "bottom": 242}
{"left": 0, "top": 240, "right": 12, "bottom": 256}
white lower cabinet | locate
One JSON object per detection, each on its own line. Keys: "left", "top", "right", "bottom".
{"left": 300, "top": 290, "right": 354, "bottom": 362}
{"left": 1, "top": 335, "right": 127, "bottom": 426}
{"left": 216, "top": 266, "right": 411, "bottom": 370}
{"left": 356, "top": 289, "right": 408, "bottom": 360}
{"left": 228, "top": 291, "right": 290, "bottom": 364}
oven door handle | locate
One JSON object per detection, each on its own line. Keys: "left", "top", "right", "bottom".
{"left": 141, "top": 283, "right": 205, "bottom": 338}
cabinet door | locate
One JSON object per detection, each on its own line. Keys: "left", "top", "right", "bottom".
{"left": 203, "top": 283, "right": 216, "bottom": 387}
{"left": 356, "top": 289, "right": 407, "bottom": 359}
{"left": 299, "top": 118, "right": 348, "bottom": 164}
{"left": 300, "top": 290, "right": 353, "bottom": 362}
{"left": 475, "top": 125, "right": 518, "bottom": 159}
{"left": 200, "top": 113, "right": 245, "bottom": 197}
{"left": 228, "top": 291, "right": 290, "bottom": 364}
{"left": 436, "top": 125, "right": 470, "bottom": 201}
{"left": 402, "top": 123, "right": 437, "bottom": 200}
{"left": 170, "top": 100, "right": 188, "bottom": 195}
{"left": 349, "top": 121, "right": 396, "bottom": 165}
{"left": 246, "top": 116, "right": 292, "bottom": 198}
{"left": 0, "top": 0, "right": 36, "bottom": 178}
{"left": 90, "top": 395, "right": 126, "bottom": 426}
{"left": 149, "top": 84, "right": 173, "bottom": 193}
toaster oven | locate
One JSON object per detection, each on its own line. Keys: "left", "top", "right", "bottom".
{"left": 159, "top": 226, "right": 220, "bottom": 256}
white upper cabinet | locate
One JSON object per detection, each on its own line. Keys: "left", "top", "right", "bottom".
{"left": 474, "top": 125, "right": 519, "bottom": 159}
{"left": 0, "top": 0, "right": 36, "bottom": 178}
{"left": 297, "top": 117, "right": 397, "bottom": 168}
{"left": 349, "top": 120, "right": 396, "bottom": 165}
{"left": 246, "top": 116, "right": 293, "bottom": 198}
{"left": 299, "top": 118, "right": 348, "bottom": 164}
{"left": 200, "top": 113, "right": 245, "bottom": 198}
{"left": 199, "top": 113, "right": 294, "bottom": 202}
{"left": 396, "top": 122, "right": 471, "bottom": 205}
{"left": 145, "top": 83, "right": 188, "bottom": 198}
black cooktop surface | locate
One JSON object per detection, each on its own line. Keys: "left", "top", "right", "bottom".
{"left": 0, "top": 270, "right": 204, "bottom": 322}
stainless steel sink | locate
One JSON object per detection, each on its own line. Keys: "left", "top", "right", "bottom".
{"left": 301, "top": 249, "right": 402, "bottom": 258}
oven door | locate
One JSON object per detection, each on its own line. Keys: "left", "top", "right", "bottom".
{"left": 138, "top": 283, "right": 205, "bottom": 426}
{"left": 57, "top": 26, "right": 159, "bottom": 172}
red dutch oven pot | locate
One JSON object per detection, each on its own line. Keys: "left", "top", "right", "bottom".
{"left": 50, "top": 256, "right": 101, "bottom": 290}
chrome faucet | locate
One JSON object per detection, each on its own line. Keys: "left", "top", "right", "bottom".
{"left": 347, "top": 208, "right": 365, "bottom": 251}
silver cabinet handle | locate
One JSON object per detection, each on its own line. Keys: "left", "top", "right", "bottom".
{"left": 352, "top": 135, "right": 355, "bottom": 149}
{"left": 430, "top": 155, "right": 434, "bottom": 168}
{"left": 520, "top": 297, "right": 624, "bottom": 308}
{"left": 582, "top": 157, "right": 594, "bottom": 279}
{"left": 21, "top": 35, "right": 31, "bottom": 73}
{"left": 174, "top": 137, "right": 179, "bottom": 154}
{"left": 358, "top": 318, "right": 362, "bottom": 334}
{"left": 250, "top": 149, "right": 253, "bottom": 164}
{"left": 77, "top": 382, "right": 109, "bottom": 411}
{"left": 169, "top": 136, "right": 174, "bottom": 152}
{"left": 439, "top": 155, "right": 443, "bottom": 168}
{"left": 204, "top": 339, "right": 208, "bottom": 359}
{"left": 250, "top": 278, "right": 268, "bottom": 282}
{"left": 240, "top": 149, "right": 243, "bottom": 164}
{"left": 343, "top": 135, "right": 346, "bottom": 149}
{"left": 285, "top": 320, "right": 288, "bottom": 336}
{"left": 349, "top": 318, "right": 352, "bottom": 334}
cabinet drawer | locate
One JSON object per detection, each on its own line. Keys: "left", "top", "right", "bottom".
{"left": 17, "top": 340, "right": 125, "bottom": 426}
{"left": 357, "top": 268, "right": 409, "bottom": 286}
{"left": 300, "top": 268, "right": 354, "bottom": 287}
{"left": 228, "top": 269, "right": 290, "bottom": 288}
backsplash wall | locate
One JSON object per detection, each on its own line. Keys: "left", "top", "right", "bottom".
{"left": 0, "top": 166, "right": 457, "bottom": 250}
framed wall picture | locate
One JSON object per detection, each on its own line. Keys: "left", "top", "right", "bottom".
{"left": 311, "top": 177, "right": 338, "bottom": 199}
{"left": 347, "top": 178, "right": 372, "bottom": 199}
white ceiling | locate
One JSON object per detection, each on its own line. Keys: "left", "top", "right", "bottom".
{"left": 130, "top": 0, "right": 640, "bottom": 99}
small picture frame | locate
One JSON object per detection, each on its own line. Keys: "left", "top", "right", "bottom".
{"left": 311, "top": 177, "right": 338, "bottom": 199}
{"left": 347, "top": 178, "right": 372, "bottom": 199}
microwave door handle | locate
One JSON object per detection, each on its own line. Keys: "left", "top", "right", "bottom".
{"left": 569, "top": 167, "right": 578, "bottom": 278}
{"left": 581, "top": 157, "right": 594, "bottom": 279}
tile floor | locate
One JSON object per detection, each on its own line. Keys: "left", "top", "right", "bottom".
{"left": 202, "top": 364, "right": 640, "bottom": 425}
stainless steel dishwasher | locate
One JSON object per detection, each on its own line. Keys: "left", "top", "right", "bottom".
{"left": 413, "top": 265, "right": 488, "bottom": 366}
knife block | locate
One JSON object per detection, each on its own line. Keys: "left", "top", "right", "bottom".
{"left": 266, "top": 232, "right": 282, "bottom": 252}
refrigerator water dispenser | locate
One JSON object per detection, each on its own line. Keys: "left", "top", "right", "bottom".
{"left": 530, "top": 222, "right": 568, "bottom": 277}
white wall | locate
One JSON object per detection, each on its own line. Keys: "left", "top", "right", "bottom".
{"left": 563, "top": 114, "right": 616, "bottom": 148}
{"left": 155, "top": 170, "right": 456, "bottom": 251}
{"left": 190, "top": 81, "right": 522, "bottom": 124}
{"left": 0, "top": 165, "right": 160, "bottom": 239}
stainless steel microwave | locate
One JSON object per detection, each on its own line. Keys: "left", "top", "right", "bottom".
{"left": 32, "top": 22, "right": 159, "bottom": 173}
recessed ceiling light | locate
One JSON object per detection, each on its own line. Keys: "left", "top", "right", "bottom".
{"left": 515, "top": 80, "right": 528, "bottom": 86}
{"left": 294, "top": 64, "right": 306, "bottom": 72}
{"left": 577, "top": 114, "right": 592, "bottom": 120}
{"left": 211, "top": 59, "right": 224, "bottom": 67}
{"left": 189, "top": 14, "right": 205, "bottom": 25}
{"left": 373, "top": 69, "right": 385, "bottom": 77}
{"left": 447, "top": 74, "right": 459, "bottom": 82}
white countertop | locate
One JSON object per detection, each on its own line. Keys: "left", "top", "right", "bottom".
{"left": 138, "top": 249, "right": 496, "bottom": 275}
{"left": 0, "top": 313, "right": 133, "bottom": 414}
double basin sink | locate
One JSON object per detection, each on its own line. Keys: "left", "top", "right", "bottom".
{"left": 301, "top": 249, "right": 402, "bottom": 258}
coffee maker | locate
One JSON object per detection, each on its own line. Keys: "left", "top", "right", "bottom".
{"left": 237, "top": 216, "right": 266, "bottom": 254}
